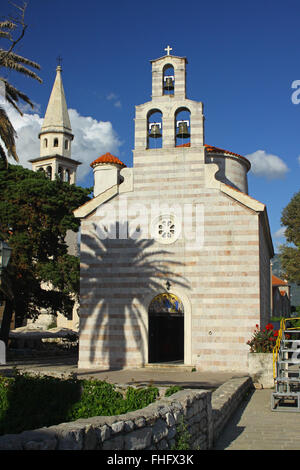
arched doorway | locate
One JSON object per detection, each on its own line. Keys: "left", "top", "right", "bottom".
{"left": 148, "top": 293, "right": 184, "bottom": 363}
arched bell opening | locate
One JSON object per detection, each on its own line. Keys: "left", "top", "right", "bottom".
{"left": 162, "top": 64, "right": 174, "bottom": 96}
{"left": 175, "top": 107, "right": 191, "bottom": 147}
{"left": 58, "top": 166, "right": 64, "bottom": 181}
{"left": 148, "top": 293, "right": 184, "bottom": 364}
{"left": 65, "top": 168, "right": 71, "bottom": 183}
{"left": 147, "top": 109, "right": 163, "bottom": 149}
{"left": 46, "top": 165, "right": 52, "bottom": 180}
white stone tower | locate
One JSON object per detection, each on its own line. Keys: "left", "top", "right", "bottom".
{"left": 29, "top": 64, "right": 81, "bottom": 183}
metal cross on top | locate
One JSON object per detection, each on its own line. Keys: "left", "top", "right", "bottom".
{"left": 164, "top": 45, "right": 172, "bottom": 56}
{"left": 56, "top": 55, "right": 63, "bottom": 67}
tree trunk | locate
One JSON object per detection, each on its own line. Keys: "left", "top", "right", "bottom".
{"left": 0, "top": 297, "right": 14, "bottom": 346}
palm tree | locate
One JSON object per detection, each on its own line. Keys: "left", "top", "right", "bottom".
{"left": 0, "top": 3, "right": 42, "bottom": 168}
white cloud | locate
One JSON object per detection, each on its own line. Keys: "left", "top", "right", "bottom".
{"left": 106, "top": 93, "right": 117, "bottom": 101}
{"left": 114, "top": 100, "right": 122, "bottom": 108}
{"left": 68, "top": 109, "right": 122, "bottom": 181}
{"left": 1, "top": 100, "right": 122, "bottom": 182}
{"left": 273, "top": 227, "right": 286, "bottom": 239}
{"left": 245, "top": 150, "right": 289, "bottom": 180}
{"left": 106, "top": 92, "right": 122, "bottom": 109}
{"left": 298, "top": 155, "right": 300, "bottom": 166}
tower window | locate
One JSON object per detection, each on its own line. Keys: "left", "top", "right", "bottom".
{"left": 65, "top": 139, "right": 69, "bottom": 150}
{"left": 175, "top": 107, "right": 191, "bottom": 147}
{"left": 163, "top": 64, "right": 174, "bottom": 96}
{"left": 147, "top": 109, "right": 163, "bottom": 149}
{"left": 46, "top": 166, "right": 52, "bottom": 179}
{"left": 58, "top": 166, "right": 64, "bottom": 181}
{"left": 65, "top": 169, "right": 71, "bottom": 183}
{"left": 53, "top": 138, "right": 59, "bottom": 147}
{"left": 44, "top": 138, "right": 48, "bottom": 148}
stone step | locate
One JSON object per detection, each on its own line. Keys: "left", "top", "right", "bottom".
{"left": 275, "top": 377, "right": 300, "bottom": 382}
{"left": 144, "top": 362, "right": 196, "bottom": 371}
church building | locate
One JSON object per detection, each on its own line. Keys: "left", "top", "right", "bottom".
{"left": 74, "top": 48, "right": 274, "bottom": 372}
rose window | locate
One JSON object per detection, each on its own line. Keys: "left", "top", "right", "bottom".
{"left": 152, "top": 215, "right": 180, "bottom": 244}
{"left": 158, "top": 217, "right": 175, "bottom": 239}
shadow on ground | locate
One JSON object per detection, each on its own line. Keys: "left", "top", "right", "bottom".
{"left": 213, "top": 389, "right": 254, "bottom": 449}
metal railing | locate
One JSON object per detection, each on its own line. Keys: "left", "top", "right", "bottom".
{"left": 273, "top": 317, "right": 300, "bottom": 379}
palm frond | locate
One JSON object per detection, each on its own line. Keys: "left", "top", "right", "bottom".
{"left": 0, "top": 105, "right": 19, "bottom": 163}
{"left": 0, "top": 53, "right": 42, "bottom": 83}
{"left": 0, "top": 20, "right": 16, "bottom": 30}
{"left": 1, "top": 78, "right": 34, "bottom": 111}
{"left": 0, "top": 31, "right": 12, "bottom": 40}
{"left": 0, "top": 49, "right": 41, "bottom": 71}
{"left": 5, "top": 93, "right": 24, "bottom": 115}
{"left": 0, "top": 141, "right": 8, "bottom": 168}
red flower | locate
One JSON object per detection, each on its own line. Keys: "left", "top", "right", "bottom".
{"left": 265, "top": 323, "right": 274, "bottom": 331}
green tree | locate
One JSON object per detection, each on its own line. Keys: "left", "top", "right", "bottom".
{"left": 279, "top": 190, "right": 300, "bottom": 285}
{"left": 0, "top": 2, "right": 42, "bottom": 167}
{"left": 0, "top": 163, "right": 91, "bottom": 344}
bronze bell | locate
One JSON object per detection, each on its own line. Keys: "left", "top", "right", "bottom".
{"left": 149, "top": 123, "right": 162, "bottom": 138}
{"left": 176, "top": 121, "right": 190, "bottom": 139}
{"left": 164, "top": 76, "right": 174, "bottom": 91}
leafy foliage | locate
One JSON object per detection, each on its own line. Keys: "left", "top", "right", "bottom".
{"left": 0, "top": 3, "right": 42, "bottom": 167}
{"left": 279, "top": 190, "right": 300, "bottom": 285}
{"left": 171, "top": 416, "right": 191, "bottom": 450}
{"left": 0, "top": 372, "right": 159, "bottom": 436}
{"left": 0, "top": 163, "right": 91, "bottom": 326}
{"left": 246, "top": 323, "right": 279, "bottom": 353}
{"left": 165, "top": 385, "right": 183, "bottom": 397}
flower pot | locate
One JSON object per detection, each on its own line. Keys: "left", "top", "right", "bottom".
{"left": 248, "top": 352, "right": 274, "bottom": 389}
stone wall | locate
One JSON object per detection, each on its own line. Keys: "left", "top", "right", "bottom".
{"left": 0, "top": 376, "right": 253, "bottom": 450}
{"left": 211, "top": 376, "right": 254, "bottom": 442}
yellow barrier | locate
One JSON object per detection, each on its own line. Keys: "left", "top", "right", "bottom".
{"left": 272, "top": 317, "right": 300, "bottom": 379}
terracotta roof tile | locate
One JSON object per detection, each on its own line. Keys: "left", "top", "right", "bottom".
{"left": 176, "top": 143, "right": 191, "bottom": 148}
{"left": 175, "top": 143, "right": 250, "bottom": 166}
{"left": 272, "top": 274, "right": 288, "bottom": 286}
{"left": 204, "top": 144, "right": 244, "bottom": 159}
{"left": 90, "top": 153, "right": 126, "bottom": 168}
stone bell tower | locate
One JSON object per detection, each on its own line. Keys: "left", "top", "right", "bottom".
{"left": 134, "top": 45, "right": 204, "bottom": 156}
{"left": 29, "top": 63, "right": 81, "bottom": 183}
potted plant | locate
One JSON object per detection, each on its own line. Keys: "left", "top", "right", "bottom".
{"left": 247, "top": 323, "right": 278, "bottom": 388}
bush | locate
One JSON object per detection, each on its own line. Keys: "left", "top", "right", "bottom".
{"left": 165, "top": 385, "right": 183, "bottom": 397}
{"left": 0, "top": 371, "right": 159, "bottom": 436}
{"left": 171, "top": 416, "right": 191, "bottom": 450}
{"left": 246, "top": 323, "right": 278, "bottom": 353}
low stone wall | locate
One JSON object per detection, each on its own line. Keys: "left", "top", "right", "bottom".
{"left": 0, "top": 376, "right": 253, "bottom": 450}
{"left": 212, "top": 376, "right": 254, "bottom": 442}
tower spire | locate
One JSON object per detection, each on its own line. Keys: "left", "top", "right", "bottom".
{"left": 40, "top": 64, "right": 73, "bottom": 137}
{"left": 30, "top": 64, "right": 81, "bottom": 184}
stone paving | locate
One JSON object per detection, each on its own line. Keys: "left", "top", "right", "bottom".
{"left": 0, "top": 354, "right": 242, "bottom": 389}
{"left": 214, "top": 388, "right": 300, "bottom": 450}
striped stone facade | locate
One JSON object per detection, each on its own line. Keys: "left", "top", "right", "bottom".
{"left": 75, "top": 52, "right": 274, "bottom": 372}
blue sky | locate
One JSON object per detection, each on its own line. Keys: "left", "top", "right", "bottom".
{"left": 1, "top": 0, "right": 300, "bottom": 252}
